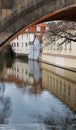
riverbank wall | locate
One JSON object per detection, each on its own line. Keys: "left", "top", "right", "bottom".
{"left": 40, "top": 53, "right": 76, "bottom": 72}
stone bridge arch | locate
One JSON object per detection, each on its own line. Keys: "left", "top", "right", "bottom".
{"left": 0, "top": 0, "right": 76, "bottom": 49}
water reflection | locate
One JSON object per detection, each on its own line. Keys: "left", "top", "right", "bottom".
{"left": 0, "top": 57, "right": 76, "bottom": 130}
{"left": 0, "top": 82, "right": 12, "bottom": 124}
{"left": 41, "top": 63, "right": 76, "bottom": 112}
{"left": 7, "top": 59, "right": 43, "bottom": 94}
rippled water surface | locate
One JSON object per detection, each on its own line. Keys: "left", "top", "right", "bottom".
{"left": 0, "top": 57, "right": 76, "bottom": 130}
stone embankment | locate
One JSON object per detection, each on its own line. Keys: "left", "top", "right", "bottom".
{"left": 0, "top": 44, "right": 15, "bottom": 58}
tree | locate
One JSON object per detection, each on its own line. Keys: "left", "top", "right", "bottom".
{"left": 43, "top": 21, "right": 76, "bottom": 51}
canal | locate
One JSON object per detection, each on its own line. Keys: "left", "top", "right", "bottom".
{"left": 0, "top": 56, "right": 76, "bottom": 130}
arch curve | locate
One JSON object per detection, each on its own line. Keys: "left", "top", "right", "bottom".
{"left": 0, "top": 0, "right": 76, "bottom": 49}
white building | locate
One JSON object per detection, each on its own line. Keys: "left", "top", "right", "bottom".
{"left": 10, "top": 23, "right": 50, "bottom": 60}
{"left": 10, "top": 33, "right": 33, "bottom": 56}
{"left": 10, "top": 33, "right": 41, "bottom": 60}
{"left": 28, "top": 36, "right": 41, "bottom": 60}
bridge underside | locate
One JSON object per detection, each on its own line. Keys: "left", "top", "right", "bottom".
{"left": 41, "top": 5, "right": 76, "bottom": 22}
{"left": 0, "top": 2, "right": 76, "bottom": 50}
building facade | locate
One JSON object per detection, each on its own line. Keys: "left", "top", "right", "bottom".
{"left": 10, "top": 23, "right": 49, "bottom": 59}
{"left": 41, "top": 26, "right": 76, "bottom": 69}
{"left": 10, "top": 33, "right": 33, "bottom": 56}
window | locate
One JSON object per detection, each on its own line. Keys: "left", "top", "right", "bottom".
{"left": 45, "top": 27, "right": 49, "bottom": 32}
{"left": 36, "top": 27, "right": 41, "bottom": 32}
{"left": 17, "top": 42, "right": 19, "bottom": 47}
{"left": 17, "top": 67, "right": 19, "bottom": 72}
{"left": 68, "top": 84, "right": 71, "bottom": 97}
{"left": 69, "top": 42, "right": 72, "bottom": 50}
{"left": 22, "top": 42, "right": 23, "bottom": 47}
{"left": 25, "top": 29, "right": 28, "bottom": 32}
{"left": 60, "top": 80, "right": 62, "bottom": 92}
{"left": 11, "top": 43, "right": 13, "bottom": 47}
{"left": 22, "top": 34, "right": 23, "bottom": 39}
{"left": 14, "top": 43, "right": 16, "bottom": 47}
{"left": 65, "top": 43, "right": 67, "bottom": 50}
{"left": 26, "top": 34, "right": 28, "bottom": 38}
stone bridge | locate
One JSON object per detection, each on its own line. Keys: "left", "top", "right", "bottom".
{"left": 0, "top": 0, "right": 76, "bottom": 49}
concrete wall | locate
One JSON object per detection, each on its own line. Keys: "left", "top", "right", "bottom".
{"left": 41, "top": 53, "right": 76, "bottom": 69}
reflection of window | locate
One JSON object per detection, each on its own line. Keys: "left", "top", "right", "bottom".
{"left": 53, "top": 77, "right": 55, "bottom": 87}
{"left": 74, "top": 90, "right": 76, "bottom": 106}
{"left": 14, "top": 67, "right": 16, "bottom": 71}
{"left": 17, "top": 68, "right": 19, "bottom": 72}
{"left": 36, "top": 27, "right": 41, "bottom": 32}
{"left": 64, "top": 83, "right": 66, "bottom": 93}
{"left": 56, "top": 79, "right": 58, "bottom": 89}
{"left": 60, "top": 80, "right": 62, "bottom": 92}
{"left": 25, "top": 29, "right": 28, "bottom": 32}
{"left": 63, "top": 83, "right": 66, "bottom": 98}
{"left": 68, "top": 84, "right": 71, "bottom": 97}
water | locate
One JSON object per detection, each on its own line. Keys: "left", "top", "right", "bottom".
{"left": 0, "top": 57, "right": 76, "bottom": 130}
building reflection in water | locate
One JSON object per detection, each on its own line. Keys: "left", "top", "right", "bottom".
{"left": 41, "top": 63, "right": 76, "bottom": 112}
{"left": 0, "top": 58, "right": 76, "bottom": 129}
{"left": 7, "top": 59, "right": 43, "bottom": 94}
{"left": 4, "top": 58, "right": 76, "bottom": 112}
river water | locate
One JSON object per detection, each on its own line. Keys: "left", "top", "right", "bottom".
{"left": 0, "top": 57, "right": 76, "bottom": 130}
